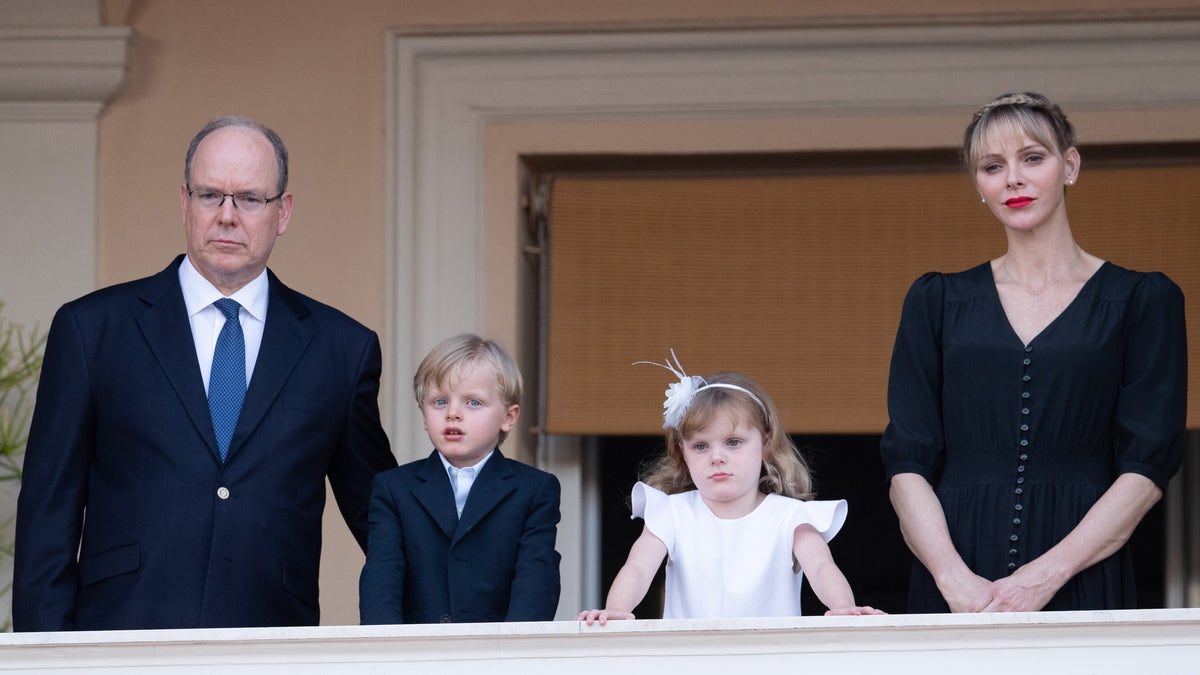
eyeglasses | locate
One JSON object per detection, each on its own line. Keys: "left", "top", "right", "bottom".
{"left": 187, "top": 187, "right": 284, "bottom": 213}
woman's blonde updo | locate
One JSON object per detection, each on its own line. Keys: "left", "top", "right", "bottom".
{"left": 963, "top": 92, "right": 1075, "bottom": 171}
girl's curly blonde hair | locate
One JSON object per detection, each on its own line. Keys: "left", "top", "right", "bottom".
{"left": 640, "top": 371, "right": 814, "bottom": 500}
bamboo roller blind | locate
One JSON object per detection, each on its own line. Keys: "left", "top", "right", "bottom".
{"left": 546, "top": 164, "right": 1200, "bottom": 435}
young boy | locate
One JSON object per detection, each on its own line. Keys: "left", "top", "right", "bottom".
{"left": 359, "top": 334, "right": 561, "bottom": 624}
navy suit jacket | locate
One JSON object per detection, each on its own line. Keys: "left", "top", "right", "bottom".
{"left": 359, "top": 449, "right": 561, "bottom": 624}
{"left": 13, "top": 256, "right": 397, "bottom": 631}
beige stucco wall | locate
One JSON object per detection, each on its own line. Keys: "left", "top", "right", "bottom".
{"left": 95, "top": 0, "right": 1200, "bottom": 332}
{"left": 76, "top": 0, "right": 1200, "bottom": 626}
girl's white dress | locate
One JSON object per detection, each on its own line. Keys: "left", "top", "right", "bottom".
{"left": 632, "top": 481, "right": 847, "bottom": 619}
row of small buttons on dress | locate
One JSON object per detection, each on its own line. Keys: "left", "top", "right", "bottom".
{"left": 1009, "top": 345, "right": 1034, "bottom": 571}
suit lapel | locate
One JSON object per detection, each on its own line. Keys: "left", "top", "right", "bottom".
{"left": 135, "top": 257, "right": 220, "bottom": 461}
{"left": 412, "top": 452, "right": 458, "bottom": 538}
{"left": 452, "top": 451, "right": 516, "bottom": 545}
{"left": 224, "top": 271, "right": 313, "bottom": 463}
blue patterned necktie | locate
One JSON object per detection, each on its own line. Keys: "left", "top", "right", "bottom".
{"left": 209, "top": 298, "right": 246, "bottom": 462}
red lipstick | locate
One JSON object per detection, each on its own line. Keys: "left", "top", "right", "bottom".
{"left": 1004, "top": 197, "right": 1035, "bottom": 208}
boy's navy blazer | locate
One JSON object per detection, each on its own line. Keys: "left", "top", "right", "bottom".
{"left": 359, "top": 449, "right": 561, "bottom": 624}
{"left": 13, "top": 256, "right": 397, "bottom": 631}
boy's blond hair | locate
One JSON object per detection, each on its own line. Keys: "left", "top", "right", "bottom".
{"left": 413, "top": 333, "right": 523, "bottom": 444}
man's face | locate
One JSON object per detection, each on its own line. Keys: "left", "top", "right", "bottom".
{"left": 180, "top": 126, "right": 292, "bottom": 294}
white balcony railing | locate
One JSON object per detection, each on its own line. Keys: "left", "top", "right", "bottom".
{"left": 2, "top": 609, "right": 1199, "bottom": 674}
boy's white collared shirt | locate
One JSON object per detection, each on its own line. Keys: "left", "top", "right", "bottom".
{"left": 439, "top": 450, "right": 494, "bottom": 517}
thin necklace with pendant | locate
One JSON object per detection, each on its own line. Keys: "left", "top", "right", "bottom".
{"left": 1002, "top": 247, "right": 1083, "bottom": 310}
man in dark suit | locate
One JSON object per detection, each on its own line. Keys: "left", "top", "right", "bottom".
{"left": 13, "top": 116, "right": 397, "bottom": 631}
{"left": 359, "top": 334, "right": 560, "bottom": 624}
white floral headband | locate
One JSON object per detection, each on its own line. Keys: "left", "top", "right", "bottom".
{"left": 634, "top": 349, "right": 766, "bottom": 430}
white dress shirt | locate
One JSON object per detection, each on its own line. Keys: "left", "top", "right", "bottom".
{"left": 178, "top": 256, "right": 268, "bottom": 393}
{"left": 438, "top": 450, "right": 494, "bottom": 516}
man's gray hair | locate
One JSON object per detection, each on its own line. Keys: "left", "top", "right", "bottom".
{"left": 183, "top": 116, "right": 289, "bottom": 195}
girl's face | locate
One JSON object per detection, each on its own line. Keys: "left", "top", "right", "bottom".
{"left": 973, "top": 125, "right": 1079, "bottom": 234}
{"left": 680, "top": 409, "right": 765, "bottom": 519}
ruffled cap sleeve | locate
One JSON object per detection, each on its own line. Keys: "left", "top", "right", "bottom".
{"left": 785, "top": 497, "right": 848, "bottom": 543}
{"left": 631, "top": 481, "right": 674, "bottom": 552}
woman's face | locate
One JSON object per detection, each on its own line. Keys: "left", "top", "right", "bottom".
{"left": 973, "top": 125, "right": 1079, "bottom": 234}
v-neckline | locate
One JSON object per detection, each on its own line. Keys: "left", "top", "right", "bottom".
{"left": 989, "top": 260, "right": 1109, "bottom": 348}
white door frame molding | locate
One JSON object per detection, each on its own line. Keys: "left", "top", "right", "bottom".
{"left": 386, "top": 19, "right": 1200, "bottom": 458}
{"left": 387, "top": 22, "right": 1200, "bottom": 619}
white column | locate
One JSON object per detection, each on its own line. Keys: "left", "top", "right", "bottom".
{"left": 0, "top": 0, "right": 130, "bottom": 329}
{"left": 0, "top": 0, "right": 130, "bottom": 625}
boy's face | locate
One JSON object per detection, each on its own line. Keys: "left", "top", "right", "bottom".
{"left": 420, "top": 361, "right": 519, "bottom": 468}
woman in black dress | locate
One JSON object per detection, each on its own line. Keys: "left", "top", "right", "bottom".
{"left": 881, "top": 92, "right": 1187, "bottom": 613}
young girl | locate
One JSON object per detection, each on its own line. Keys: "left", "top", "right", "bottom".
{"left": 579, "top": 353, "right": 881, "bottom": 623}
